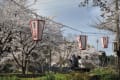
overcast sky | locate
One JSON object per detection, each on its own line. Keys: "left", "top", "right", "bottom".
{"left": 31, "top": 0, "right": 114, "bottom": 55}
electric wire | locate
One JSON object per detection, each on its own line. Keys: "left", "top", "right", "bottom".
{"left": 10, "top": 0, "right": 114, "bottom": 36}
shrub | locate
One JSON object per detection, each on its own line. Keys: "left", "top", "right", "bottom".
{"left": 44, "top": 72, "right": 55, "bottom": 80}
{"left": 100, "top": 74, "right": 119, "bottom": 80}
{"left": 90, "top": 67, "right": 116, "bottom": 75}
{"left": 66, "top": 71, "right": 90, "bottom": 80}
{"left": 55, "top": 73, "right": 67, "bottom": 80}
{"left": 0, "top": 76, "right": 19, "bottom": 80}
{"left": 2, "top": 63, "right": 14, "bottom": 73}
{"left": 90, "top": 67, "right": 119, "bottom": 80}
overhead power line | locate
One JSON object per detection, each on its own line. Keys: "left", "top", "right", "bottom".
{"left": 10, "top": 0, "right": 113, "bottom": 36}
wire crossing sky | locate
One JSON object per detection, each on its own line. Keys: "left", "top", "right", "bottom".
{"left": 11, "top": 0, "right": 115, "bottom": 55}
{"left": 10, "top": 0, "right": 114, "bottom": 36}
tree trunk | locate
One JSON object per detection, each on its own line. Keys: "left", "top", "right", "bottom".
{"left": 22, "top": 66, "right": 26, "bottom": 75}
{"left": 115, "top": 0, "right": 120, "bottom": 77}
{"left": 22, "top": 59, "right": 28, "bottom": 75}
{"left": 118, "top": 57, "right": 120, "bottom": 76}
{"left": 117, "top": 51, "right": 120, "bottom": 77}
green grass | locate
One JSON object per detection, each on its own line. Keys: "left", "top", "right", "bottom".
{"left": 0, "top": 76, "right": 42, "bottom": 80}
{"left": 0, "top": 76, "right": 18, "bottom": 80}
{"left": 0, "top": 73, "right": 73, "bottom": 80}
{"left": 0, "top": 68, "right": 119, "bottom": 80}
{"left": 21, "top": 78, "right": 42, "bottom": 80}
{"left": 39, "top": 73, "right": 67, "bottom": 80}
{"left": 0, "top": 72, "right": 91, "bottom": 80}
{"left": 55, "top": 73, "right": 66, "bottom": 79}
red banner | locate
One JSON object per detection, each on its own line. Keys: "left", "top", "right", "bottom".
{"left": 30, "top": 19, "right": 45, "bottom": 41}
{"left": 101, "top": 36, "right": 109, "bottom": 48}
{"left": 77, "top": 35, "right": 87, "bottom": 50}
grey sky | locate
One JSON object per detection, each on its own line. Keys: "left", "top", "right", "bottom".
{"left": 32, "top": 0, "right": 114, "bottom": 55}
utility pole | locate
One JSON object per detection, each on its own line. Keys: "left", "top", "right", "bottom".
{"left": 115, "top": 0, "right": 120, "bottom": 76}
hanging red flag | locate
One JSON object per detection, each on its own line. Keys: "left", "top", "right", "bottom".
{"left": 30, "top": 19, "right": 45, "bottom": 41}
{"left": 77, "top": 35, "right": 87, "bottom": 50}
{"left": 101, "top": 36, "right": 109, "bottom": 48}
